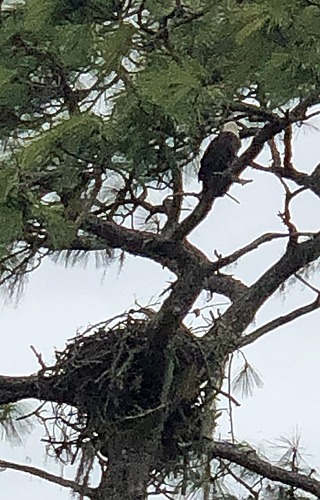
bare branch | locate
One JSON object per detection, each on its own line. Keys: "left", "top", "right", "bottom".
{"left": 30, "top": 345, "right": 46, "bottom": 370}
{"left": 237, "top": 297, "right": 320, "bottom": 348}
{"left": 0, "top": 459, "right": 94, "bottom": 497}
{"left": 211, "top": 441, "right": 320, "bottom": 498}
{"left": 214, "top": 233, "right": 289, "bottom": 269}
{"left": 220, "top": 461, "right": 259, "bottom": 499}
{"left": 145, "top": 268, "right": 204, "bottom": 351}
{"left": 295, "top": 273, "right": 320, "bottom": 294}
{"left": 290, "top": 93, "right": 320, "bottom": 121}
{"left": 85, "top": 218, "right": 181, "bottom": 274}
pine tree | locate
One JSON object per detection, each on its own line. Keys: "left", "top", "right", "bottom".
{"left": 0, "top": 1, "right": 320, "bottom": 499}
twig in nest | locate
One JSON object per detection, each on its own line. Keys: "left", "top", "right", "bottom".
{"left": 122, "top": 403, "right": 166, "bottom": 421}
{"left": 30, "top": 345, "right": 46, "bottom": 370}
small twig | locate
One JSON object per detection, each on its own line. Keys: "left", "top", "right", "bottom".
{"left": 16, "top": 402, "right": 46, "bottom": 421}
{"left": 306, "top": 108, "right": 320, "bottom": 120}
{"left": 232, "top": 177, "right": 253, "bottom": 186}
{"left": 226, "top": 192, "right": 240, "bottom": 204}
{"left": 227, "top": 354, "right": 235, "bottom": 442}
{"left": 30, "top": 345, "right": 46, "bottom": 370}
{"left": 250, "top": 161, "right": 270, "bottom": 172}
{"left": 220, "top": 461, "right": 259, "bottom": 499}
{"left": 122, "top": 404, "right": 166, "bottom": 421}
{"left": 294, "top": 273, "right": 320, "bottom": 295}
{"left": 212, "top": 385, "right": 241, "bottom": 408}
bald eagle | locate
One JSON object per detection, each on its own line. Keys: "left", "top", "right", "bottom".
{"left": 198, "top": 122, "right": 241, "bottom": 189}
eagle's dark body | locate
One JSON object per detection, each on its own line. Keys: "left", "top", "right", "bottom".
{"left": 198, "top": 130, "right": 241, "bottom": 187}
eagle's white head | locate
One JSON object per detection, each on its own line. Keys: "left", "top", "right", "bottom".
{"left": 221, "top": 121, "right": 240, "bottom": 137}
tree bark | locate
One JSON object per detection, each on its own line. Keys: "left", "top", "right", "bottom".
{"left": 95, "top": 424, "right": 160, "bottom": 500}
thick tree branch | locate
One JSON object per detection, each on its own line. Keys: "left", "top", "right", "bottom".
{"left": 144, "top": 267, "right": 205, "bottom": 352}
{"left": 86, "top": 217, "right": 208, "bottom": 275}
{"left": 62, "top": 236, "right": 111, "bottom": 252}
{"left": 237, "top": 296, "right": 320, "bottom": 348}
{"left": 0, "top": 375, "right": 41, "bottom": 405}
{"left": 204, "top": 274, "right": 248, "bottom": 302}
{"left": 268, "top": 137, "right": 282, "bottom": 168}
{"left": 211, "top": 441, "right": 320, "bottom": 498}
{"left": 0, "top": 459, "right": 93, "bottom": 497}
{"left": 0, "top": 374, "right": 73, "bottom": 406}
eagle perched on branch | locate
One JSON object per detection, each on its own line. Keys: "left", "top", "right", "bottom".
{"left": 198, "top": 121, "right": 241, "bottom": 188}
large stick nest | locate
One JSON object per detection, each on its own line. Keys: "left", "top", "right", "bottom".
{"left": 42, "top": 308, "right": 221, "bottom": 472}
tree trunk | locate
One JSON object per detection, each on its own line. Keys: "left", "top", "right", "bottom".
{"left": 94, "top": 424, "right": 160, "bottom": 500}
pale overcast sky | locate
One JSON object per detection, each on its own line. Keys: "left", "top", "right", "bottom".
{"left": 1, "top": 118, "right": 320, "bottom": 499}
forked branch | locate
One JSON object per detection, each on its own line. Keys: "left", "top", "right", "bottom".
{"left": 205, "top": 231, "right": 320, "bottom": 349}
